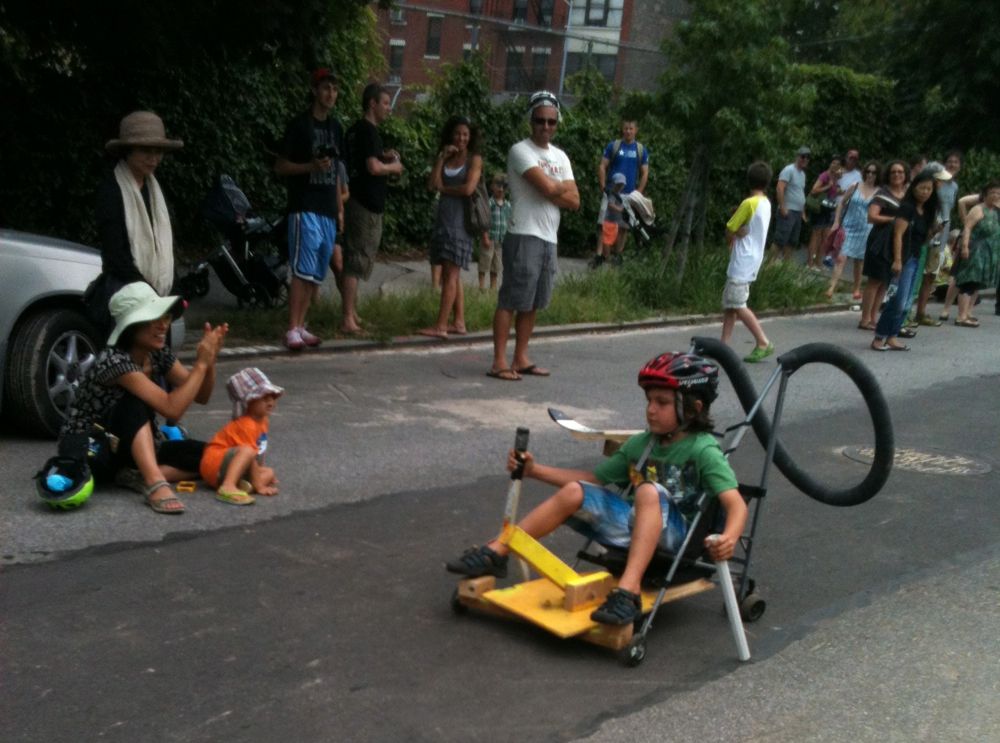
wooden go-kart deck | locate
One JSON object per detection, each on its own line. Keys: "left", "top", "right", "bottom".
{"left": 455, "top": 574, "right": 715, "bottom": 650}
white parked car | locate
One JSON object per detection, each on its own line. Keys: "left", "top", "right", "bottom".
{"left": 0, "top": 229, "right": 184, "bottom": 437}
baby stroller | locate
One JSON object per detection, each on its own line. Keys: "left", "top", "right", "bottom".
{"left": 621, "top": 190, "right": 657, "bottom": 248}
{"left": 201, "top": 175, "right": 290, "bottom": 308}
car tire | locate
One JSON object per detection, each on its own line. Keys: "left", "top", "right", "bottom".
{"left": 4, "top": 308, "right": 100, "bottom": 437}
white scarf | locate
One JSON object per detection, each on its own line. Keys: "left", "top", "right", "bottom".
{"left": 113, "top": 160, "right": 174, "bottom": 296}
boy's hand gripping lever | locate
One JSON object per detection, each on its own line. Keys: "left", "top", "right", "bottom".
{"left": 503, "top": 427, "right": 530, "bottom": 527}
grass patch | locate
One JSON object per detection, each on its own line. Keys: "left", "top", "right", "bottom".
{"left": 197, "top": 249, "right": 828, "bottom": 345}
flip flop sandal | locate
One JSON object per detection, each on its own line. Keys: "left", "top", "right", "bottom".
{"left": 216, "top": 487, "right": 255, "bottom": 506}
{"left": 870, "top": 341, "right": 888, "bottom": 352}
{"left": 886, "top": 342, "right": 910, "bottom": 351}
{"left": 417, "top": 328, "right": 449, "bottom": 339}
{"left": 898, "top": 328, "right": 918, "bottom": 338}
{"left": 486, "top": 368, "right": 521, "bottom": 381}
{"left": 955, "top": 319, "right": 980, "bottom": 327}
{"left": 145, "top": 480, "right": 185, "bottom": 514}
{"left": 857, "top": 322, "right": 876, "bottom": 331}
{"left": 514, "top": 364, "right": 551, "bottom": 377}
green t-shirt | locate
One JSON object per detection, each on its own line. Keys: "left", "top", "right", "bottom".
{"left": 592, "top": 431, "right": 738, "bottom": 524}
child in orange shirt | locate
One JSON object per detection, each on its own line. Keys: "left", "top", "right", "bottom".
{"left": 200, "top": 367, "right": 282, "bottom": 505}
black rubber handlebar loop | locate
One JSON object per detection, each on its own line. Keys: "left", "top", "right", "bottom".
{"left": 691, "top": 336, "right": 894, "bottom": 507}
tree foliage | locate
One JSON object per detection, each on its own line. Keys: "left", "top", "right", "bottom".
{"left": 0, "top": 0, "right": 383, "bottom": 254}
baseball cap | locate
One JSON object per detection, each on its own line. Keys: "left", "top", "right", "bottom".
{"left": 923, "top": 161, "right": 953, "bottom": 181}
{"left": 612, "top": 173, "right": 627, "bottom": 185}
{"left": 311, "top": 67, "right": 338, "bottom": 86}
{"left": 796, "top": 146, "right": 811, "bottom": 157}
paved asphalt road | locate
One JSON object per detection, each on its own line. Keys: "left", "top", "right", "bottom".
{"left": 2, "top": 309, "right": 999, "bottom": 742}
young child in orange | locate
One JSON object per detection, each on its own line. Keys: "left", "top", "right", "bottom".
{"left": 200, "top": 367, "right": 282, "bottom": 505}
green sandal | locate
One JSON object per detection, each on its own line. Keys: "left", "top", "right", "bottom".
{"left": 216, "top": 487, "right": 255, "bottom": 506}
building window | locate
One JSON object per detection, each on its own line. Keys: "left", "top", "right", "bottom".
{"left": 425, "top": 16, "right": 442, "bottom": 57}
{"left": 538, "top": 0, "right": 555, "bottom": 26}
{"left": 512, "top": 0, "right": 528, "bottom": 23}
{"left": 584, "top": 0, "right": 608, "bottom": 26}
{"left": 463, "top": 43, "right": 473, "bottom": 62}
{"left": 566, "top": 51, "right": 617, "bottom": 82}
{"left": 469, "top": 0, "right": 483, "bottom": 15}
{"left": 388, "top": 41, "right": 405, "bottom": 84}
{"left": 390, "top": 7, "right": 405, "bottom": 24}
{"left": 530, "top": 48, "right": 551, "bottom": 90}
{"left": 504, "top": 48, "right": 526, "bottom": 92}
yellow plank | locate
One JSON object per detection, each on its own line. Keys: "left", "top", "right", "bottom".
{"left": 500, "top": 525, "right": 580, "bottom": 588}
{"left": 481, "top": 577, "right": 716, "bottom": 640}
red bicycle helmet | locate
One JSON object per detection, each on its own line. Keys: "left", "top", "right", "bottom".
{"left": 638, "top": 352, "right": 719, "bottom": 402}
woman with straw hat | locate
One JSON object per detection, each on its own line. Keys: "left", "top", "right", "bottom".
{"left": 58, "top": 282, "right": 228, "bottom": 514}
{"left": 92, "top": 111, "right": 184, "bottom": 333}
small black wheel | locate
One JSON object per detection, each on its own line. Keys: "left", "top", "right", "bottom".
{"left": 621, "top": 636, "right": 646, "bottom": 667}
{"left": 740, "top": 593, "right": 766, "bottom": 622}
{"left": 450, "top": 588, "right": 468, "bottom": 616}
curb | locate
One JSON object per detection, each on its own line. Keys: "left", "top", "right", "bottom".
{"left": 178, "top": 301, "right": 858, "bottom": 363}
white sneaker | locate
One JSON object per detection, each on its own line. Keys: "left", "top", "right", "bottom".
{"left": 297, "top": 326, "right": 321, "bottom": 347}
{"left": 284, "top": 328, "right": 305, "bottom": 351}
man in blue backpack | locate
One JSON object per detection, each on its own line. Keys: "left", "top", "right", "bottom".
{"left": 591, "top": 119, "right": 649, "bottom": 268}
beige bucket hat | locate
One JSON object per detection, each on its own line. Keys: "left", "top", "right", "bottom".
{"left": 105, "top": 111, "right": 184, "bottom": 152}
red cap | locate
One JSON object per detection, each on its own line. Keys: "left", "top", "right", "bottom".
{"left": 311, "top": 68, "right": 338, "bottom": 86}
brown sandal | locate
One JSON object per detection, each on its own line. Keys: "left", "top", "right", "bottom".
{"left": 145, "top": 480, "right": 185, "bottom": 514}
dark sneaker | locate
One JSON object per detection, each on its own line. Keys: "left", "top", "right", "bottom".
{"left": 445, "top": 545, "right": 508, "bottom": 578}
{"left": 611, "top": 254, "right": 624, "bottom": 267}
{"left": 590, "top": 587, "right": 642, "bottom": 626}
{"left": 588, "top": 254, "right": 605, "bottom": 270}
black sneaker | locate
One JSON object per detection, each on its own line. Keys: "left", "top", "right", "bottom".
{"left": 611, "top": 254, "right": 624, "bottom": 267}
{"left": 590, "top": 588, "right": 642, "bottom": 625}
{"left": 588, "top": 254, "right": 605, "bottom": 269}
{"left": 445, "top": 545, "right": 508, "bottom": 578}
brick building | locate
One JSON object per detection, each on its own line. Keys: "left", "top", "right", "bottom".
{"left": 375, "top": 0, "right": 675, "bottom": 100}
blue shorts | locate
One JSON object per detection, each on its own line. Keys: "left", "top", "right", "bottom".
{"left": 288, "top": 212, "right": 336, "bottom": 284}
{"left": 565, "top": 481, "right": 690, "bottom": 553}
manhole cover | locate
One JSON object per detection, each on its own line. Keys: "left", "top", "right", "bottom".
{"left": 842, "top": 446, "right": 992, "bottom": 476}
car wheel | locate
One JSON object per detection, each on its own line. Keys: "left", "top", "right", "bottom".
{"left": 4, "top": 308, "right": 100, "bottom": 437}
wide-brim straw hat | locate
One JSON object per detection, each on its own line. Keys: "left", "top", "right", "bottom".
{"left": 107, "top": 282, "right": 184, "bottom": 346}
{"left": 105, "top": 111, "right": 184, "bottom": 152}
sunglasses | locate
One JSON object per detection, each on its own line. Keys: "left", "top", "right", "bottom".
{"left": 531, "top": 117, "right": 558, "bottom": 127}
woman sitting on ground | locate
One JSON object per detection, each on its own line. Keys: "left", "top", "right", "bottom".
{"left": 59, "top": 282, "right": 228, "bottom": 514}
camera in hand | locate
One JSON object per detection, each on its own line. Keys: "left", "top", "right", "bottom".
{"left": 315, "top": 144, "right": 338, "bottom": 159}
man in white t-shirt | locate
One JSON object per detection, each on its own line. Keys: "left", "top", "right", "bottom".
{"left": 488, "top": 91, "right": 579, "bottom": 381}
{"left": 771, "top": 146, "right": 810, "bottom": 261}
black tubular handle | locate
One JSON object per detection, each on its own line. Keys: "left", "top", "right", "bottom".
{"left": 690, "top": 336, "right": 893, "bottom": 507}
{"left": 511, "top": 427, "right": 530, "bottom": 481}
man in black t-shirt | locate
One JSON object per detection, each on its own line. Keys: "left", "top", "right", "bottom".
{"left": 275, "top": 67, "right": 344, "bottom": 350}
{"left": 340, "top": 82, "right": 404, "bottom": 334}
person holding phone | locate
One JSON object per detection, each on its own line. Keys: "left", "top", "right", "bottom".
{"left": 275, "top": 67, "right": 345, "bottom": 350}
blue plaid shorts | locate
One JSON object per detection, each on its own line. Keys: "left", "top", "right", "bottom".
{"left": 565, "top": 481, "right": 689, "bottom": 553}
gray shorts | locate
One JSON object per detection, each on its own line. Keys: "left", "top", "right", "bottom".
{"left": 772, "top": 209, "right": 803, "bottom": 248}
{"left": 722, "top": 279, "right": 751, "bottom": 309}
{"left": 497, "top": 234, "right": 558, "bottom": 312}
{"left": 344, "top": 200, "right": 383, "bottom": 280}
